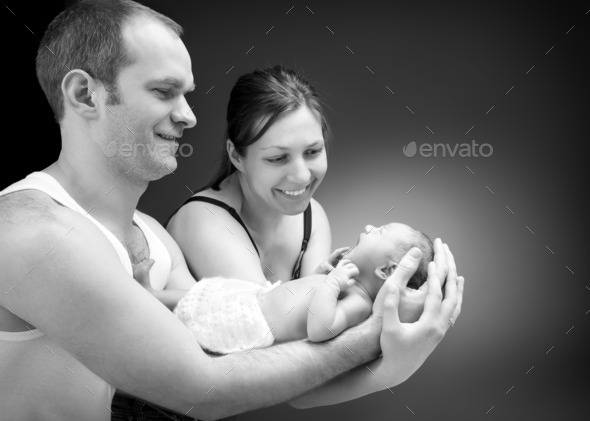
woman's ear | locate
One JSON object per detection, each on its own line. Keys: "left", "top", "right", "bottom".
{"left": 374, "top": 262, "right": 397, "bottom": 280}
{"left": 227, "top": 139, "right": 245, "bottom": 172}
{"left": 61, "top": 70, "right": 101, "bottom": 120}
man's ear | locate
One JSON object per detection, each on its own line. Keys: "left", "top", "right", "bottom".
{"left": 227, "top": 139, "right": 245, "bottom": 172}
{"left": 375, "top": 261, "right": 397, "bottom": 280}
{"left": 61, "top": 70, "right": 101, "bottom": 120}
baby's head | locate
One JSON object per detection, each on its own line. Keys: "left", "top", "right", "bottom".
{"left": 347, "top": 222, "right": 434, "bottom": 300}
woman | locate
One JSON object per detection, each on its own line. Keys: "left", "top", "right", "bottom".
{"left": 168, "top": 65, "right": 335, "bottom": 284}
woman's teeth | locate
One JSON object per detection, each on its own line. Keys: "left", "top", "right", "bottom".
{"left": 158, "top": 134, "right": 176, "bottom": 141}
{"left": 280, "top": 187, "right": 307, "bottom": 196}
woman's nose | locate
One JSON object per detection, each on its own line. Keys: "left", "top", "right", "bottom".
{"left": 289, "top": 158, "right": 311, "bottom": 184}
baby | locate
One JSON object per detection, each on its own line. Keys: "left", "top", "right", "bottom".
{"left": 136, "top": 223, "right": 433, "bottom": 354}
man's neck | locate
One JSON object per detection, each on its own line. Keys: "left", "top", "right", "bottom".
{"left": 45, "top": 154, "right": 147, "bottom": 235}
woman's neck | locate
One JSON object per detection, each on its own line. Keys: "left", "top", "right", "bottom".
{"left": 235, "top": 174, "right": 286, "bottom": 236}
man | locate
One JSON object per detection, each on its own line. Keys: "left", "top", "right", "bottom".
{"left": 0, "top": 1, "right": 463, "bottom": 420}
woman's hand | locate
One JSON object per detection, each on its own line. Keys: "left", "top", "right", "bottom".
{"left": 315, "top": 247, "right": 351, "bottom": 275}
{"left": 370, "top": 239, "right": 464, "bottom": 385}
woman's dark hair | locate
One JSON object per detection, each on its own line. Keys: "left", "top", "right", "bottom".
{"left": 203, "top": 65, "right": 331, "bottom": 191}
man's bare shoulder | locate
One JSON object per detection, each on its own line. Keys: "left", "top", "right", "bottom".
{"left": 0, "top": 190, "right": 103, "bottom": 248}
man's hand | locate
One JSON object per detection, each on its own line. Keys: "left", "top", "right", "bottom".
{"left": 370, "top": 239, "right": 464, "bottom": 386}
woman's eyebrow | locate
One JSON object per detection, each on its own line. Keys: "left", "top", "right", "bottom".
{"left": 261, "top": 140, "right": 324, "bottom": 151}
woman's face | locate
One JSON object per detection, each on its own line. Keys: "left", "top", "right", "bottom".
{"left": 238, "top": 106, "right": 327, "bottom": 215}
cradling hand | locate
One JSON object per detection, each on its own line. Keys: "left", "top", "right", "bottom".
{"left": 370, "top": 239, "right": 464, "bottom": 386}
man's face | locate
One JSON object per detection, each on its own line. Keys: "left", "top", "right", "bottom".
{"left": 237, "top": 106, "right": 327, "bottom": 216}
{"left": 350, "top": 223, "right": 416, "bottom": 277}
{"left": 103, "top": 17, "right": 196, "bottom": 181}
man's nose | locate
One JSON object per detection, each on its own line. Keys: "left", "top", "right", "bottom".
{"left": 171, "top": 96, "right": 197, "bottom": 129}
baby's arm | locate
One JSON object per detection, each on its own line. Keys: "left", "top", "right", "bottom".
{"left": 307, "top": 262, "right": 368, "bottom": 342}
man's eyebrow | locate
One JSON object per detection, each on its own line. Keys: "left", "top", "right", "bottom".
{"left": 261, "top": 140, "right": 324, "bottom": 151}
{"left": 149, "top": 78, "right": 196, "bottom": 92}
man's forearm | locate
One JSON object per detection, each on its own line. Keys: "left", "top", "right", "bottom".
{"left": 190, "top": 317, "right": 381, "bottom": 420}
{"left": 289, "top": 355, "right": 391, "bottom": 408}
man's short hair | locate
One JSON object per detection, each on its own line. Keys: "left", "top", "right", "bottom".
{"left": 36, "top": 0, "right": 183, "bottom": 123}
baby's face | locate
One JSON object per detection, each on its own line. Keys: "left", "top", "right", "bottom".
{"left": 349, "top": 222, "right": 416, "bottom": 279}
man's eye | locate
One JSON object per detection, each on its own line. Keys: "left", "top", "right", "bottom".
{"left": 154, "top": 89, "right": 170, "bottom": 96}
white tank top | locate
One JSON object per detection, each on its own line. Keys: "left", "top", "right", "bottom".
{"left": 0, "top": 171, "right": 172, "bottom": 421}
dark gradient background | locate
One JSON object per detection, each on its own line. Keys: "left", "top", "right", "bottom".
{"left": 3, "top": 1, "right": 589, "bottom": 420}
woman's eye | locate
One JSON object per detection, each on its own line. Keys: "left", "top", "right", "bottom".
{"left": 305, "top": 148, "right": 323, "bottom": 156}
{"left": 266, "top": 156, "right": 286, "bottom": 163}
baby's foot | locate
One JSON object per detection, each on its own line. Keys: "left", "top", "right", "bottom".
{"left": 133, "top": 258, "right": 155, "bottom": 289}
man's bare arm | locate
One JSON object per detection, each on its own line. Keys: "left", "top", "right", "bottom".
{"left": 0, "top": 196, "right": 380, "bottom": 419}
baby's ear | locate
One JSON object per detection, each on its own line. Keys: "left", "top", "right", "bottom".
{"left": 374, "top": 262, "right": 397, "bottom": 280}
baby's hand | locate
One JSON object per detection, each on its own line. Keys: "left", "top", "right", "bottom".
{"left": 325, "top": 259, "right": 359, "bottom": 292}
{"left": 315, "top": 247, "right": 351, "bottom": 275}
{"left": 133, "top": 258, "right": 155, "bottom": 291}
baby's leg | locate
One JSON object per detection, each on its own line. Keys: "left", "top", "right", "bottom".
{"left": 307, "top": 261, "right": 358, "bottom": 342}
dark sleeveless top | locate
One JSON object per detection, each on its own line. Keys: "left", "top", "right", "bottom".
{"left": 167, "top": 196, "right": 312, "bottom": 280}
